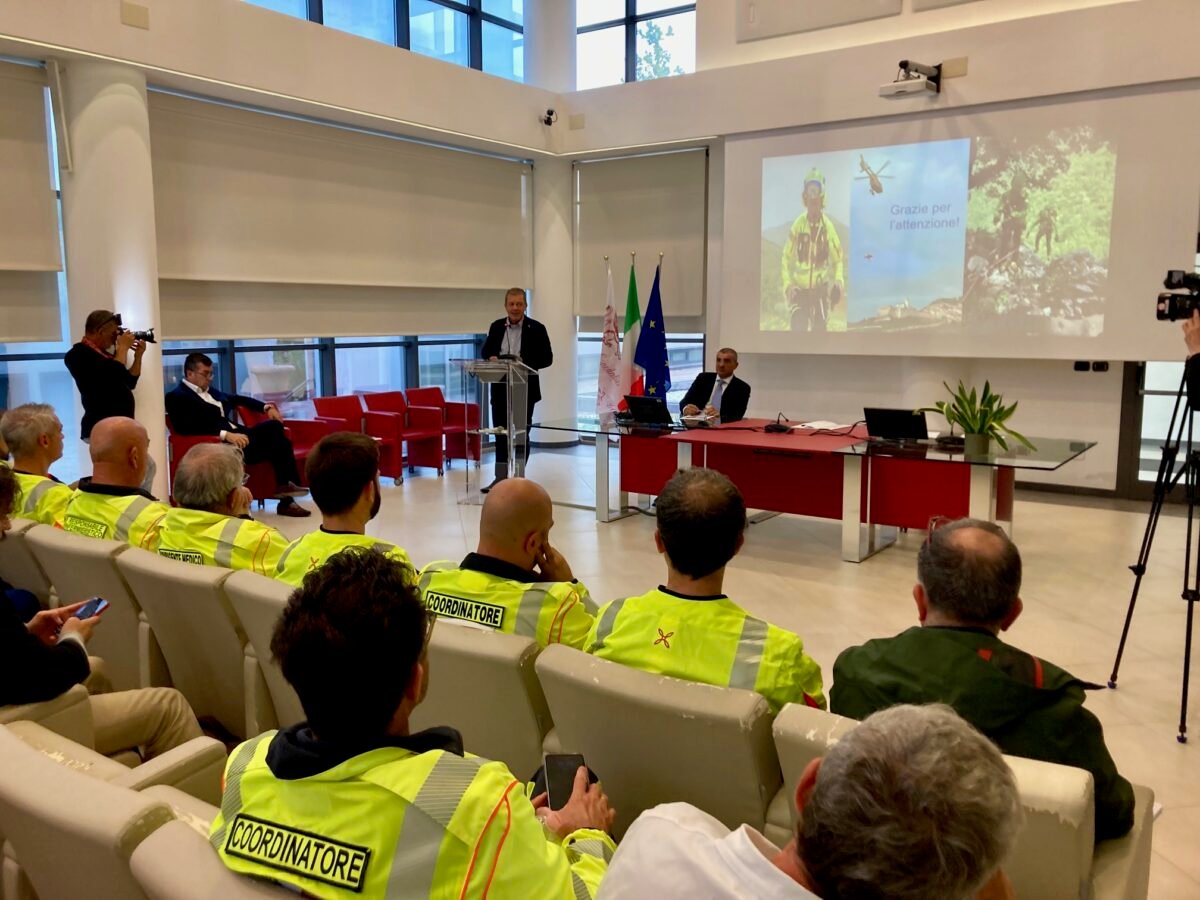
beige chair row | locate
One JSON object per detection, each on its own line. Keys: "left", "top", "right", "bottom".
{"left": 0, "top": 722, "right": 273, "bottom": 900}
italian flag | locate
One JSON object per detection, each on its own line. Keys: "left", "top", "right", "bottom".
{"left": 618, "top": 262, "right": 643, "bottom": 409}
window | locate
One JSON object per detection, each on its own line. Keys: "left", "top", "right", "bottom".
{"left": 242, "top": 0, "right": 524, "bottom": 79}
{"left": 233, "top": 340, "right": 324, "bottom": 418}
{"left": 576, "top": 1, "right": 695, "bottom": 89}
{"left": 335, "top": 339, "right": 410, "bottom": 395}
{"left": 0, "top": 358, "right": 84, "bottom": 484}
{"left": 575, "top": 331, "right": 704, "bottom": 419}
{"left": 162, "top": 341, "right": 228, "bottom": 395}
{"left": 418, "top": 335, "right": 483, "bottom": 404}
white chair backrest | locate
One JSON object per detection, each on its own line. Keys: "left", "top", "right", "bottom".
{"left": 0, "top": 723, "right": 173, "bottom": 900}
{"left": 409, "top": 623, "right": 552, "bottom": 779}
{"left": 131, "top": 820, "right": 293, "bottom": 899}
{"left": 223, "top": 570, "right": 304, "bottom": 730}
{"left": 116, "top": 548, "right": 245, "bottom": 738}
{"left": 25, "top": 525, "right": 146, "bottom": 691}
{"left": 535, "top": 645, "right": 781, "bottom": 838}
{"left": 774, "top": 705, "right": 1097, "bottom": 900}
{"left": 0, "top": 518, "right": 52, "bottom": 606}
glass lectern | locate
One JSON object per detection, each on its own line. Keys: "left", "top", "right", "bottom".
{"left": 451, "top": 358, "right": 532, "bottom": 505}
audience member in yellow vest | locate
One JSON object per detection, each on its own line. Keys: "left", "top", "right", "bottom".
{"left": 61, "top": 417, "right": 167, "bottom": 549}
{"left": 419, "top": 478, "right": 597, "bottom": 648}
{"left": 0, "top": 403, "right": 73, "bottom": 526}
{"left": 157, "top": 443, "right": 290, "bottom": 575}
{"left": 585, "top": 468, "right": 826, "bottom": 712}
{"left": 213, "top": 548, "right": 617, "bottom": 897}
{"left": 275, "top": 432, "right": 414, "bottom": 587}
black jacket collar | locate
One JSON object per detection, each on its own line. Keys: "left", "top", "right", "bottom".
{"left": 266, "top": 724, "right": 465, "bottom": 780}
{"left": 658, "top": 584, "right": 728, "bottom": 602}
{"left": 461, "top": 551, "right": 538, "bottom": 583}
{"left": 76, "top": 477, "right": 158, "bottom": 502}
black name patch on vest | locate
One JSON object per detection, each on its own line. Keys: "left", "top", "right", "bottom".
{"left": 424, "top": 590, "right": 505, "bottom": 628}
{"left": 225, "top": 813, "right": 371, "bottom": 892}
{"left": 159, "top": 548, "right": 205, "bottom": 565}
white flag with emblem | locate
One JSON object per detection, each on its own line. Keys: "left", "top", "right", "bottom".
{"left": 596, "top": 260, "right": 623, "bottom": 423}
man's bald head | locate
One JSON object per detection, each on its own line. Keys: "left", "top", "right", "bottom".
{"left": 89, "top": 416, "right": 151, "bottom": 487}
{"left": 917, "top": 518, "right": 1022, "bottom": 626}
{"left": 477, "top": 478, "right": 554, "bottom": 568}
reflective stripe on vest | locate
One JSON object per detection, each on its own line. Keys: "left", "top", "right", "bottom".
{"left": 515, "top": 586, "right": 545, "bottom": 637}
{"left": 22, "top": 479, "right": 55, "bottom": 513}
{"left": 211, "top": 733, "right": 274, "bottom": 852}
{"left": 275, "top": 540, "right": 299, "bottom": 574}
{"left": 590, "top": 598, "right": 627, "bottom": 651}
{"left": 213, "top": 516, "right": 243, "bottom": 569}
{"left": 115, "top": 496, "right": 152, "bottom": 542}
{"left": 729, "top": 616, "right": 769, "bottom": 692}
{"left": 572, "top": 872, "right": 589, "bottom": 900}
{"left": 385, "top": 752, "right": 484, "bottom": 897}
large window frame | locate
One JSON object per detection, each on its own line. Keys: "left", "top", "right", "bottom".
{"left": 257, "top": 0, "right": 523, "bottom": 77}
{"left": 577, "top": 1, "right": 696, "bottom": 86}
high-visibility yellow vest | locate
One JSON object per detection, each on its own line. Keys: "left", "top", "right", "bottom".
{"left": 781, "top": 212, "right": 844, "bottom": 295}
{"left": 585, "top": 587, "right": 826, "bottom": 712}
{"left": 275, "top": 530, "right": 416, "bottom": 587}
{"left": 418, "top": 561, "right": 597, "bottom": 650}
{"left": 211, "top": 731, "right": 615, "bottom": 898}
{"left": 12, "top": 472, "right": 72, "bottom": 527}
{"left": 156, "top": 507, "right": 290, "bottom": 576}
{"left": 61, "top": 484, "right": 168, "bottom": 549}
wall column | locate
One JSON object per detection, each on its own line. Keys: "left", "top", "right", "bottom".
{"left": 59, "top": 59, "right": 166, "bottom": 496}
{"left": 523, "top": 0, "right": 576, "bottom": 92}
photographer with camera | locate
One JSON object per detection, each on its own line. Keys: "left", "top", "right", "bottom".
{"left": 64, "top": 309, "right": 156, "bottom": 491}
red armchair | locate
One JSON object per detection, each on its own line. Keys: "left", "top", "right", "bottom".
{"left": 362, "top": 391, "right": 445, "bottom": 477}
{"left": 404, "top": 387, "right": 481, "bottom": 467}
{"left": 238, "top": 406, "right": 336, "bottom": 486}
{"left": 165, "top": 415, "right": 275, "bottom": 508}
{"left": 312, "top": 395, "right": 405, "bottom": 484}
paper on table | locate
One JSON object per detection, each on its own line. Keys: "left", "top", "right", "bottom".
{"left": 797, "top": 420, "right": 842, "bottom": 430}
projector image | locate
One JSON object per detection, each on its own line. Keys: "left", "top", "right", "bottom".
{"left": 879, "top": 76, "right": 938, "bottom": 98}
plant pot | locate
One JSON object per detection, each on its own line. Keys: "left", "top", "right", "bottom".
{"left": 963, "top": 433, "right": 991, "bottom": 456}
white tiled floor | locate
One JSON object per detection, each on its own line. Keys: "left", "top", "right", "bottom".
{"left": 261, "top": 446, "right": 1200, "bottom": 897}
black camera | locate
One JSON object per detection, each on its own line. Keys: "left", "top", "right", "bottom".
{"left": 1156, "top": 270, "right": 1200, "bottom": 322}
{"left": 111, "top": 313, "right": 157, "bottom": 343}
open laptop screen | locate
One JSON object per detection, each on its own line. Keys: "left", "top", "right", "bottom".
{"left": 864, "top": 407, "right": 929, "bottom": 440}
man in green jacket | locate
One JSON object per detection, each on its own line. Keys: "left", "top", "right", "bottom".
{"left": 831, "top": 517, "right": 1134, "bottom": 840}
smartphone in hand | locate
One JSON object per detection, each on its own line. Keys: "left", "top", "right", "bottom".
{"left": 544, "top": 753, "right": 587, "bottom": 811}
{"left": 72, "top": 597, "right": 110, "bottom": 620}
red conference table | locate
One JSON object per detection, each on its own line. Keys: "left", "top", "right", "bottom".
{"left": 532, "top": 417, "right": 1094, "bottom": 562}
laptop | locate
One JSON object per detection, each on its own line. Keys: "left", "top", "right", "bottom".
{"left": 864, "top": 407, "right": 929, "bottom": 441}
{"left": 623, "top": 395, "right": 675, "bottom": 426}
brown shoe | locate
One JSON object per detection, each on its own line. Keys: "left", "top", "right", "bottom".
{"left": 276, "top": 499, "right": 312, "bottom": 517}
{"left": 274, "top": 481, "right": 308, "bottom": 499}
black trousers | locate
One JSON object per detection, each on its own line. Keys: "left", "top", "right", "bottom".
{"left": 240, "top": 420, "right": 301, "bottom": 487}
{"left": 490, "top": 387, "right": 536, "bottom": 477}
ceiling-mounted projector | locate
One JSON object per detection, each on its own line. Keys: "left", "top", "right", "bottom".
{"left": 880, "top": 60, "right": 942, "bottom": 99}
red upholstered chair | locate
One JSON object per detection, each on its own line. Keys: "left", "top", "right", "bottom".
{"left": 362, "top": 391, "right": 445, "bottom": 477}
{"left": 236, "top": 406, "right": 336, "bottom": 487}
{"left": 165, "top": 415, "right": 275, "bottom": 508}
{"left": 312, "top": 395, "right": 405, "bottom": 484}
{"left": 405, "top": 387, "right": 481, "bottom": 467}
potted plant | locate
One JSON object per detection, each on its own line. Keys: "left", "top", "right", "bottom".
{"left": 918, "top": 380, "right": 1035, "bottom": 454}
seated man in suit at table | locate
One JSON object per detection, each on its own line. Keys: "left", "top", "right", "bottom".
{"left": 586, "top": 468, "right": 825, "bottom": 712}
{"left": 165, "top": 353, "right": 309, "bottom": 517}
{"left": 679, "top": 348, "right": 750, "bottom": 424}
{"left": 830, "top": 517, "right": 1135, "bottom": 841}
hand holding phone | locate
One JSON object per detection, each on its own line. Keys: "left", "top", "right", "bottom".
{"left": 544, "top": 753, "right": 587, "bottom": 811}
{"left": 72, "top": 597, "right": 110, "bottom": 620}
{"left": 534, "top": 754, "right": 615, "bottom": 838}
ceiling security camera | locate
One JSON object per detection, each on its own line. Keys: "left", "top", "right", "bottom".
{"left": 880, "top": 60, "right": 942, "bottom": 98}
{"left": 540, "top": 108, "right": 558, "bottom": 126}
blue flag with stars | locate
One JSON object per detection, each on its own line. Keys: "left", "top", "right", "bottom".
{"left": 634, "top": 263, "right": 671, "bottom": 399}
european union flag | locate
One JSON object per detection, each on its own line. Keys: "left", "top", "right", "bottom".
{"left": 634, "top": 263, "right": 671, "bottom": 398}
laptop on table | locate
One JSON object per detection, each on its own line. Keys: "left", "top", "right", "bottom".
{"left": 622, "top": 395, "right": 675, "bottom": 427}
{"left": 863, "top": 407, "right": 929, "bottom": 441}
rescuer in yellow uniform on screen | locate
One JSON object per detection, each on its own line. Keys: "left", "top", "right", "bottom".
{"left": 781, "top": 167, "right": 845, "bottom": 333}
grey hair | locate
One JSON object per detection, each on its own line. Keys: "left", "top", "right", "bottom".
{"left": 0, "top": 404, "right": 60, "bottom": 457}
{"left": 917, "top": 518, "right": 1022, "bottom": 625}
{"left": 173, "top": 443, "right": 244, "bottom": 512}
{"left": 799, "top": 703, "right": 1022, "bottom": 900}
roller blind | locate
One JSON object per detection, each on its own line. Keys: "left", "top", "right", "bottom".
{"left": 0, "top": 62, "right": 62, "bottom": 342}
{"left": 149, "top": 93, "right": 533, "bottom": 293}
{"left": 575, "top": 150, "right": 707, "bottom": 317}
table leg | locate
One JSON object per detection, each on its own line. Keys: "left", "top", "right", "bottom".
{"left": 968, "top": 466, "right": 999, "bottom": 528}
{"left": 841, "top": 456, "right": 897, "bottom": 563}
{"left": 677, "top": 440, "right": 694, "bottom": 471}
{"left": 595, "top": 431, "right": 610, "bottom": 524}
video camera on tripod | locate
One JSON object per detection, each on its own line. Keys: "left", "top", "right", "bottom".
{"left": 1155, "top": 270, "right": 1200, "bottom": 321}
{"left": 111, "top": 312, "right": 157, "bottom": 344}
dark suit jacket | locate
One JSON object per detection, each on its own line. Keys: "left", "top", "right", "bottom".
{"left": 165, "top": 383, "right": 266, "bottom": 436}
{"left": 481, "top": 316, "right": 554, "bottom": 405}
{"left": 0, "top": 597, "right": 91, "bottom": 707}
{"left": 679, "top": 373, "right": 751, "bottom": 424}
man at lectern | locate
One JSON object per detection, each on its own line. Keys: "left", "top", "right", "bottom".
{"left": 680, "top": 348, "right": 751, "bottom": 424}
{"left": 481, "top": 287, "right": 553, "bottom": 491}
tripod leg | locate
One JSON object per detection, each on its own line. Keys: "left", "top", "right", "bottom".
{"left": 1181, "top": 451, "right": 1200, "bottom": 743}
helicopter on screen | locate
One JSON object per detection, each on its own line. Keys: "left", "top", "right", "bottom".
{"left": 855, "top": 155, "right": 893, "bottom": 195}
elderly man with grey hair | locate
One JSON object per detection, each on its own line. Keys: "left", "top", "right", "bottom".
{"left": 156, "top": 443, "right": 289, "bottom": 576}
{"left": 0, "top": 403, "right": 73, "bottom": 526}
{"left": 831, "top": 517, "right": 1135, "bottom": 841}
{"left": 599, "top": 703, "right": 1021, "bottom": 899}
